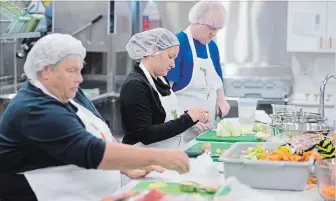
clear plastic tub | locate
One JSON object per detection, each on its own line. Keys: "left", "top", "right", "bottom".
{"left": 316, "top": 160, "right": 336, "bottom": 201}
{"left": 220, "top": 142, "right": 314, "bottom": 191}
{"left": 238, "top": 99, "right": 258, "bottom": 124}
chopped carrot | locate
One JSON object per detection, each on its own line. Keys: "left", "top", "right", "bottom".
{"left": 302, "top": 151, "right": 322, "bottom": 162}
{"left": 307, "top": 177, "right": 316, "bottom": 185}
{"left": 257, "top": 150, "right": 321, "bottom": 162}
{"left": 321, "top": 185, "right": 336, "bottom": 199}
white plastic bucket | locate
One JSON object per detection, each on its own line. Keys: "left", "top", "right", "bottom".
{"left": 238, "top": 98, "right": 258, "bottom": 125}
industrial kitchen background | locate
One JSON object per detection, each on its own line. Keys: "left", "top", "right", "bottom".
{"left": 1, "top": 1, "right": 336, "bottom": 142}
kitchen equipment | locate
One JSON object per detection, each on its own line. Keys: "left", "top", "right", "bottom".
{"left": 238, "top": 98, "right": 258, "bottom": 124}
{"left": 184, "top": 142, "right": 233, "bottom": 162}
{"left": 220, "top": 142, "right": 315, "bottom": 191}
{"left": 196, "top": 130, "right": 262, "bottom": 143}
{"left": 71, "top": 15, "right": 103, "bottom": 36}
{"left": 131, "top": 180, "right": 230, "bottom": 198}
{"left": 319, "top": 73, "right": 336, "bottom": 121}
{"left": 223, "top": 66, "right": 293, "bottom": 99}
{"left": 269, "top": 104, "right": 335, "bottom": 136}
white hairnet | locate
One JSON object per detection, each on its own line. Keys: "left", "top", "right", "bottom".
{"left": 125, "top": 28, "right": 180, "bottom": 60}
{"left": 23, "top": 33, "right": 86, "bottom": 80}
{"left": 189, "top": 1, "right": 227, "bottom": 29}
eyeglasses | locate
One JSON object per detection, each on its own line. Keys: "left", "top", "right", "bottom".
{"left": 198, "top": 23, "right": 222, "bottom": 31}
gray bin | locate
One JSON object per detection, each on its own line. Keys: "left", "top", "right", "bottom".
{"left": 220, "top": 142, "right": 314, "bottom": 191}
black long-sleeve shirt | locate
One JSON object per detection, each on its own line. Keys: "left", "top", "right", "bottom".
{"left": 120, "top": 63, "right": 195, "bottom": 145}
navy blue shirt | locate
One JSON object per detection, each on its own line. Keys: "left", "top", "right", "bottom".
{"left": 167, "top": 31, "right": 223, "bottom": 92}
{"left": 0, "top": 81, "right": 106, "bottom": 200}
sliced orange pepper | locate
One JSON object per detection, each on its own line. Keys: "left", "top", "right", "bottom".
{"left": 321, "top": 185, "right": 336, "bottom": 199}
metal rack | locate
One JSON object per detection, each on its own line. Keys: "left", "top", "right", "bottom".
{"left": 0, "top": 32, "right": 41, "bottom": 94}
{"left": 0, "top": 32, "right": 41, "bottom": 40}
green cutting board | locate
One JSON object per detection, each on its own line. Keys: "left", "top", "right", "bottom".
{"left": 184, "top": 142, "right": 233, "bottom": 162}
{"left": 196, "top": 130, "right": 263, "bottom": 143}
{"left": 132, "top": 180, "right": 230, "bottom": 198}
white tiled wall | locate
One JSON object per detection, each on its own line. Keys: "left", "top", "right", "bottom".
{"left": 290, "top": 53, "right": 336, "bottom": 124}
{"left": 292, "top": 53, "right": 336, "bottom": 96}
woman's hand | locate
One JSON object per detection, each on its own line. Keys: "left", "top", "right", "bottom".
{"left": 144, "top": 165, "right": 165, "bottom": 174}
{"left": 187, "top": 108, "right": 211, "bottom": 123}
{"left": 121, "top": 165, "right": 165, "bottom": 179}
{"left": 216, "top": 98, "right": 230, "bottom": 117}
{"left": 194, "top": 122, "right": 212, "bottom": 133}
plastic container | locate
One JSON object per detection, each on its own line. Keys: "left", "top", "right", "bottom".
{"left": 142, "top": 1, "right": 160, "bottom": 30}
{"left": 220, "top": 142, "right": 314, "bottom": 191}
{"left": 316, "top": 160, "right": 336, "bottom": 201}
{"left": 238, "top": 98, "right": 258, "bottom": 124}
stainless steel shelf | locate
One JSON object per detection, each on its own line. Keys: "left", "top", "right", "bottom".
{"left": 90, "top": 91, "right": 120, "bottom": 104}
{"left": 0, "top": 32, "right": 41, "bottom": 40}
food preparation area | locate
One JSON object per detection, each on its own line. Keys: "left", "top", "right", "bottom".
{"left": 116, "top": 118, "right": 336, "bottom": 201}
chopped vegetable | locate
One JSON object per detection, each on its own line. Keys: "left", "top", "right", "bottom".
{"left": 216, "top": 148, "right": 226, "bottom": 155}
{"left": 180, "top": 181, "right": 220, "bottom": 194}
{"left": 180, "top": 181, "right": 197, "bottom": 192}
{"left": 148, "top": 182, "right": 168, "bottom": 189}
{"left": 201, "top": 143, "right": 211, "bottom": 153}
{"left": 240, "top": 145, "right": 267, "bottom": 160}
{"left": 307, "top": 177, "right": 316, "bottom": 185}
{"left": 252, "top": 123, "right": 270, "bottom": 133}
{"left": 259, "top": 150, "right": 321, "bottom": 162}
{"left": 216, "top": 120, "right": 269, "bottom": 137}
{"left": 198, "top": 184, "right": 220, "bottom": 194}
{"left": 321, "top": 185, "right": 336, "bottom": 200}
{"left": 135, "top": 190, "right": 167, "bottom": 201}
{"left": 277, "top": 144, "right": 294, "bottom": 154}
{"left": 240, "top": 145, "right": 322, "bottom": 162}
{"left": 216, "top": 120, "right": 242, "bottom": 137}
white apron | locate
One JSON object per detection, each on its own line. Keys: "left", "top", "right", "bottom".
{"left": 134, "top": 63, "right": 187, "bottom": 149}
{"left": 175, "top": 26, "right": 223, "bottom": 143}
{"left": 22, "top": 80, "right": 122, "bottom": 201}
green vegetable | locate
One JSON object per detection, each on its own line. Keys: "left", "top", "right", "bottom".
{"left": 240, "top": 145, "right": 267, "bottom": 160}
{"left": 216, "top": 120, "right": 243, "bottom": 137}
{"left": 277, "top": 145, "right": 294, "bottom": 154}
{"left": 198, "top": 185, "right": 219, "bottom": 194}
{"left": 180, "top": 181, "right": 197, "bottom": 192}
{"left": 252, "top": 123, "right": 270, "bottom": 133}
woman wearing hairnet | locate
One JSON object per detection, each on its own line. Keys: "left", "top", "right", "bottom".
{"left": 0, "top": 33, "right": 190, "bottom": 201}
{"left": 167, "top": 1, "right": 231, "bottom": 143}
{"left": 120, "top": 28, "right": 211, "bottom": 148}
